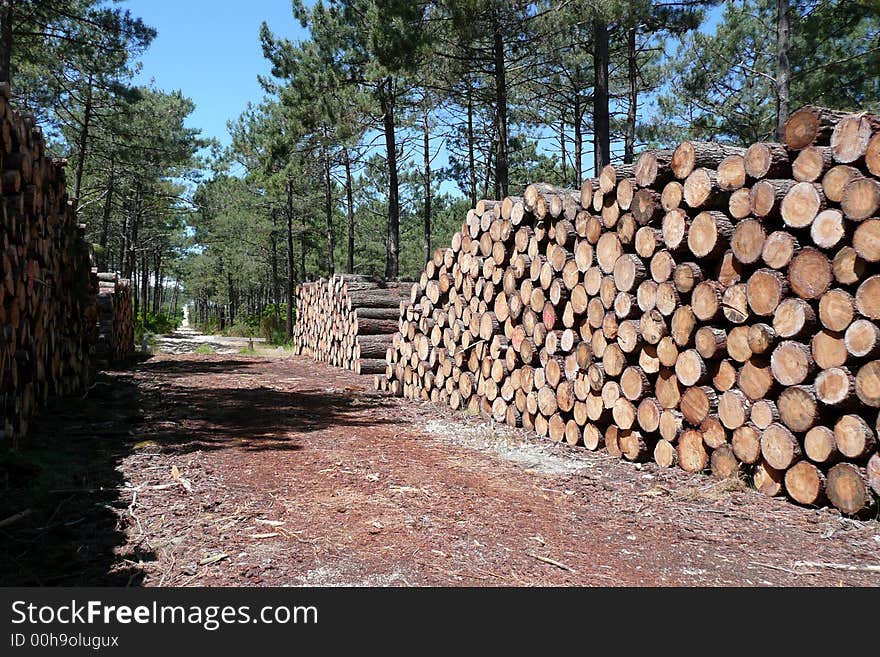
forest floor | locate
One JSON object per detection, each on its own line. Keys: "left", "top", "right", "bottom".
{"left": 2, "top": 331, "right": 880, "bottom": 587}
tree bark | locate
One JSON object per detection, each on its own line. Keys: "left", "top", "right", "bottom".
{"left": 0, "top": 1, "right": 12, "bottom": 84}
{"left": 775, "top": 0, "right": 791, "bottom": 141}
{"left": 344, "top": 147, "right": 355, "bottom": 274}
{"left": 271, "top": 209, "right": 279, "bottom": 321}
{"left": 286, "top": 178, "right": 295, "bottom": 340}
{"left": 492, "top": 9, "right": 509, "bottom": 198}
{"left": 593, "top": 18, "right": 610, "bottom": 174}
{"left": 98, "top": 157, "right": 114, "bottom": 270}
{"left": 379, "top": 76, "right": 400, "bottom": 279}
{"left": 322, "top": 136, "right": 334, "bottom": 276}
{"left": 624, "top": 26, "right": 637, "bottom": 164}
{"left": 72, "top": 76, "right": 93, "bottom": 203}
{"left": 423, "top": 106, "right": 432, "bottom": 265}
{"left": 467, "top": 83, "right": 477, "bottom": 208}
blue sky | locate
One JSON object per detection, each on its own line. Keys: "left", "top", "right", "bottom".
{"left": 127, "top": 0, "right": 307, "bottom": 148}
{"left": 124, "top": 0, "right": 724, "bottom": 186}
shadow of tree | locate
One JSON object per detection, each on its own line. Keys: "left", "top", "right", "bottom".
{"left": 0, "top": 371, "right": 153, "bottom": 586}
{"left": 0, "top": 354, "right": 395, "bottom": 584}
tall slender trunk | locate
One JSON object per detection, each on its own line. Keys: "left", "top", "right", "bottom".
{"left": 271, "top": 209, "right": 279, "bottom": 321}
{"left": 344, "top": 147, "right": 355, "bottom": 274}
{"left": 593, "top": 18, "right": 610, "bottom": 174}
{"left": 492, "top": 10, "right": 509, "bottom": 199}
{"left": 140, "top": 253, "right": 148, "bottom": 321}
{"left": 624, "top": 26, "right": 637, "bottom": 164}
{"left": 118, "top": 207, "right": 128, "bottom": 273}
{"left": 73, "top": 77, "right": 93, "bottom": 202}
{"left": 124, "top": 183, "right": 141, "bottom": 281}
{"left": 574, "top": 91, "right": 583, "bottom": 185}
{"left": 423, "top": 106, "right": 432, "bottom": 264}
{"left": 466, "top": 85, "right": 477, "bottom": 208}
{"left": 98, "top": 157, "right": 114, "bottom": 270}
{"left": 285, "top": 178, "right": 295, "bottom": 340}
{"left": 322, "top": 130, "right": 334, "bottom": 275}
{"left": 559, "top": 113, "right": 567, "bottom": 184}
{"left": 153, "top": 250, "right": 161, "bottom": 315}
{"left": 227, "top": 270, "right": 235, "bottom": 324}
{"left": 379, "top": 76, "right": 399, "bottom": 279}
{"left": 0, "top": 1, "right": 12, "bottom": 84}
{"left": 775, "top": 0, "right": 791, "bottom": 140}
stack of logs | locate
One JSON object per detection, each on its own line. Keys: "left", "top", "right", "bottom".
{"left": 381, "top": 105, "right": 880, "bottom": 516}
{"left": 292, "top": 274, "right": 408, "bottom": 375}
{"left": 1, "top": 83, "right": 96, "bottom": 442}
{"left": 94, "top": 271, "right": 134, "bottom": 366}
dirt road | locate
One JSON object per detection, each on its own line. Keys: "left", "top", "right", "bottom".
{"left": 2, "top": 345, "right": 879, "bottom": 586}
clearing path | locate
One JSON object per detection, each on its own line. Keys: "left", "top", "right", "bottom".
{"left": 2, "top": 345, "right": 879, "bottom": 586}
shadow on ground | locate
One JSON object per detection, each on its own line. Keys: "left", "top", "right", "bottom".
{"left": 0, "top": 353, "right": 389, "bottom": 585}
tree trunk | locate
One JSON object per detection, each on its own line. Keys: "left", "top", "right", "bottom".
{"left": 271, "top": 209, "right": 280, "bottom": 321}
{"left": 574, "top": 90, "right": 583, "bottom": 186}
{"left": 73, "top": 77, "right": 93, "bottom": 202}
{"left": 344, "top": 147, "right": 355, "bottom": 274}
{"left": 379, "top": 76, "right": 400, "bottom": 279}
{"left": 322, "top": 135, "right": 335, "bottom": 276}
{"left": 227, "top": 270, "right": 235, "bottom": 324}
{"left": 492, "top": 9, "right": 509, "bottom": 198}
{"left": 0, "top": 1, "right": 12, "bottom": 84}
{"left": 775, "top": 0, "right": 791, "bottom": 140}
{"left": 286, "top": 178, "right": 295, "bottom": 340}
{"left": 624, "top": 26, "right": 637, "bottom": 164}
{"left": 98, "top": 157, "right": 114, "bottom": 270}
{"left": 423, "top": 106, "right": 432, "bottom": 264}
{"left": 593, "top": 18, "right": 610, "bottom": 174}
{"left": 559, "top": 113, "right": 567, "bottom": 184}
{"left": 467, "top": 84, "right": 477, "bottom": 208}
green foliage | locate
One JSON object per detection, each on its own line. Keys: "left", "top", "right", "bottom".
{"left": 134, "top": 311, "right": 182, "bottom": 345}
{"left": 651, "top": 0, "right": 880, "bottom": 145}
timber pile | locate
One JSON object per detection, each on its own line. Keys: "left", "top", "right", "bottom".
{"left": 381, "top": 106, "right": 880, "bottom": 516}
{"left": 1, "top": 84, "right": 96, "bottom": 442}
{"left": 94, "top": 271, "right": 134, "bottom": 366}
{"left": 292, "top": 274, "right": 407, "bottom": 375}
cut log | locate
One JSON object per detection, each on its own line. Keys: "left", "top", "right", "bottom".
{"left": 754, "top": 459, "right": 784, "bottom": 497}
{"left": 761, "top": 423, "right": 802, "bottom": 470}
{"left": 750, "top": 178, "right": 796, "bottom": 217}
{"left": 780, "top": 182, "right": 824, "bottom": 228}
{"left": 783, "top": 106, "right": 849, "bottom": 150}
{"left": 853, "top": 219, "right": 880, "bottom": 262}
{"left": 762, "top": 231, "right": 799, "bottom": 270}
{"left": 654, "top": 440, "right": 677, "bottom": 468}
{"left": 810, "top": 210, "right": 846, "bottom": 249}
{"left": 747, "top": 268, "right": 788, "bottom": 317}
{"left": 785, "top": 461, "right": 826, "bottom": 506}
{"left": 834, "top": 414, "right": 877, "bottom": 459}
{"left": 826, "top": 462, "right": 870, "bottom": 515}
{"left": 745, "top": 142, "right": 790, "bottom": 179}
{"left": 680, "top": 385, "right": 717, "bottom": 425}
{"left": 855, "top": 360, "right": 880, "bottom": 407}
{"left": 731, "top": 219, "right": 766, "bottom": 265}
{"left": 845, "top": 319, "right": 880, "bottom": 359}
{"left": 832, "top": 246, "right": 867, "bottom": 285}
{"left": 841, "top": 178, "right": 880, "bottom": 221}
{"left": 867, "top": 453, "right": 880, "bottom": 496}
{"left": 830, "top": 112, "right": 879, "bottom": 163}
{"left": 778, "top": 385, "right": 819, "bottom": 433}
{"left": 688, "top": 211, "right": 732, "bottom": 259}
{"left": 804, "top": 426, "right": 838, "bottom": 464}
{"left": 677, "top": 429, "right": 708, "bottom": 473}
{"left": 788, "top": 247, "right": 832, "bottom": 300}
{"left": 815, "top": 367, "right": 855, "bottom": 407}
{"left": 711, "top": 445, "right": 742, "bottom": 479}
